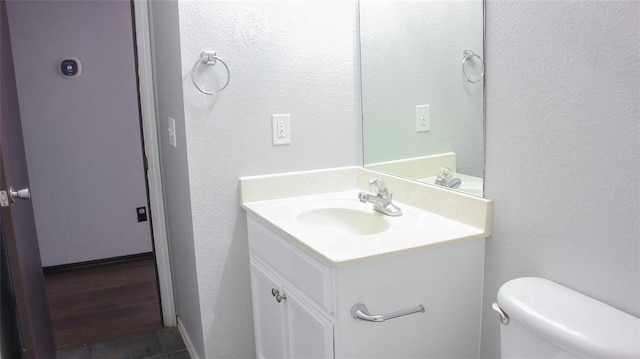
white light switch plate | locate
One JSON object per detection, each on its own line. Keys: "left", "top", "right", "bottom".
{"left": 416, "top": 105, "right": 430, "bottom": 132}
{"left": 272, "top": 114, "right": 291, "bottom": 145}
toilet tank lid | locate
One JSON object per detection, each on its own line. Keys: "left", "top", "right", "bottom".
{"left": 497, "top": 277, "right": 640, "bottom": 359}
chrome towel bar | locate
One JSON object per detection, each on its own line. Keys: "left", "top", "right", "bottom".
{"left": 351, "top": 303, "right": 425, "bottom": 322}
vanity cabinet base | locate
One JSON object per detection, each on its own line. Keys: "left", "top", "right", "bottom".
{"left": 247, "top": 215, "right": 485, "bottom": 359}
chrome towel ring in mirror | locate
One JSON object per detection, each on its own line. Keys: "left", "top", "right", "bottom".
{"left": 462, "top": 49, "right": 484, "bottom": 84}
{"left": 191, "top": 51, "right": 231, "bottom": 95}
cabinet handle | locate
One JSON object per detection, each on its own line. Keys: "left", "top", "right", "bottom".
{"left": 271, "top": 288, "right": 287, "bottom": 303}
{"left": 351, "top": 303, "right": 425, "bottom": 322}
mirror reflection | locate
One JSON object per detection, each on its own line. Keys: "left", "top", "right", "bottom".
{"left": 360, "top": 0, "right": 485, "bottom": 196}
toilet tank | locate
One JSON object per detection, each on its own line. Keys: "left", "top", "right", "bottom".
{"left": 496, "top": 277, "right": 640, "bottom": 359}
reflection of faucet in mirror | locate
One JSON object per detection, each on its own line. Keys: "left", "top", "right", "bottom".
{"left": 435, "top": 167, "right": 462, "bottom": 189}
{"left": 358, "top": 177, "right": 402, "bottom": 216}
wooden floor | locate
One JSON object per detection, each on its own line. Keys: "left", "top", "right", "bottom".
{"left": 44, "top": 258, "right": 163, "bottom": 349}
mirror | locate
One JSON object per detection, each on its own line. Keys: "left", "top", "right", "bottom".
{"left": 359, "top": 0, "right": 485, "bottom": 196}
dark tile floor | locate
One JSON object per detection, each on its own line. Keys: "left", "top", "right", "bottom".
{"left": 56, "top": 328, "right": 190, "bottom": 359}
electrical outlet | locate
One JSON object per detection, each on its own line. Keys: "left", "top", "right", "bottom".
{"left": 416, "top": 105, "right": 430, "bottom": 132}
{"left": 136, "top": 207, "right": 148, "bottom": 222}
{"left": 272, "top": 114, "right": 291, "bottom": 145}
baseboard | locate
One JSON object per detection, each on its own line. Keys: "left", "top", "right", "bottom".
{"left": 177, "top": 317, "right": 201, "bottom": 359}
{"left": 43, "top": 252, "right": 154, "bottom": 274}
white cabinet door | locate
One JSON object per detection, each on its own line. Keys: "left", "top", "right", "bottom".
{"left": 250, "top": 258, "right": 334, "bottom": 359}
{"left": 287, "top": 292, "right": 334, "bottom": 359}
{"left": 250, "top": 261, "right": 288, "bottom": 359}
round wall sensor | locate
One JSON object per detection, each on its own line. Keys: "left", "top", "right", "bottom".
{"left": 60, "top": 57, "right": 81, "bottom": 78}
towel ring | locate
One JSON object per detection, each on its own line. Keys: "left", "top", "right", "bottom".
{"left": 191, "top": 51, "right": 231, "bottom": 95}
{"left": 462, "top": 49, "right": 484, "bottom": 84}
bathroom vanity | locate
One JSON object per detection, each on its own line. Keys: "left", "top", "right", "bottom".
{"left": 240, "top": 167, "right": 492, "bottom": 358}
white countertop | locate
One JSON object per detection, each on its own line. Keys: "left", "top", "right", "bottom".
{"left": 240, "top": 167, "right": 492, "bottom": 264}
{"left": 243, "top": 189, "right": 486, "bottom": 264}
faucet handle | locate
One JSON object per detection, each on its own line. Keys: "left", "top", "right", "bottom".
{"left": 435, "top": 167, "right": 454, "bottom": 186}
{"left": 368, "top": 176, "right": 389, "bottom": 197}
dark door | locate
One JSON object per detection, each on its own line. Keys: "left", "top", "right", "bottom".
{"left": 1, "top": 1, "right": 56, "bottom": 357}
{"left": 1, "top": 220, "right": 23, "bottom": 359}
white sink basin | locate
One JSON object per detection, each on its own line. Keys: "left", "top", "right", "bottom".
{"left": 297, "top": 207, "right": 390, "bottom": 236}
{"left": 242, "top": 190, "right": 485, "bottom": 262}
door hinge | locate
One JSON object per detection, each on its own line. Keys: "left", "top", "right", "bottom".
{"left": 0, "top": 191, "right": 9, "bottom": 207}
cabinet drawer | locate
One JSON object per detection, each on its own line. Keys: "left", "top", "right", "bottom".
{"left": 248, "top": 216, "right": 333, "bottom": 313}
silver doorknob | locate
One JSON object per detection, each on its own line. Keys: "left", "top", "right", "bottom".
{"left": 271, "top": 288, "right": 286, "bottom": 303}
{"left": 9, "top": 186, "right": 30, "bottom": 203}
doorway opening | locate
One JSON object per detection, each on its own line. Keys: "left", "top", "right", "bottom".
{"left": 3, "top": 0, "right": 174, "bottom": 350}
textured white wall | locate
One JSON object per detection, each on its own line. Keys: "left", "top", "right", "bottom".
{"left": 480, "top": 1, "right": 640, "bottom": 358}
{"left": 177, "top": 1, "right": 361, "bottom": 357}
{"left": 161, "top": 2, "right": 638, "bottom": 358}
{"left": 360, "top": 0, "right": 484, "bottom": 177}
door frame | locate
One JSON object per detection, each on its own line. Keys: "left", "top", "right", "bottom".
{"left": 132, "top": 0, "right": 176, "bottom": 327}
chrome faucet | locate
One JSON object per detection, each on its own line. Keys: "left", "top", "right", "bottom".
{"left": 435, "top": 167, "right": 462, "bottom": 189}
{"left": 358, "top": 177, "right": 402, "bottom": 216}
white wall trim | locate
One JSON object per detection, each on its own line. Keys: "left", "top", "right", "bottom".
{"left": 178, "top": 318, "right": 201, "bottom": 359}
{"left": 132, "top": 0, "right": 176, "bottom": 327}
